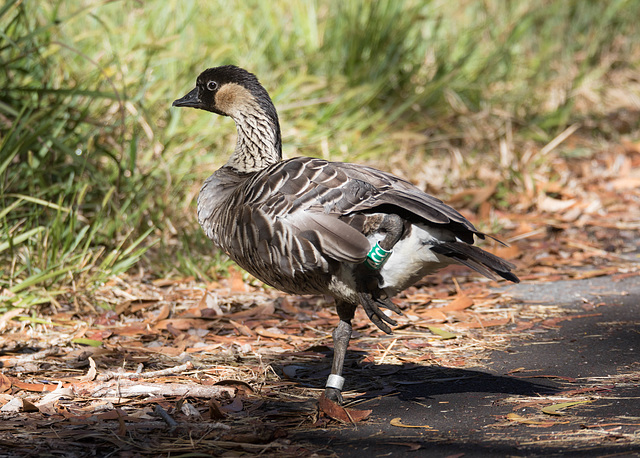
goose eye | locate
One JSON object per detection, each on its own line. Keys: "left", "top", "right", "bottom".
{"left": 206, "top": 80, "right": 218, "bottom": 91}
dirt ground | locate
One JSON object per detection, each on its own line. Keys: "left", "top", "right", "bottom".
{"left": 0, "top": 145, "right": 639, "bottom": 456}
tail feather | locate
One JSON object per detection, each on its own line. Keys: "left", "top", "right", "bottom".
{"left": 431, "top": 242, "right": 520, "bottom": 283}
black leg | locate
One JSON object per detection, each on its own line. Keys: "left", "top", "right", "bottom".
{"left": 324, "top": 215, "right": 405, "bottom": 402}
{"left": 377, "top": 214, "right": 404, "bottom": 251}
{"left": 325, "top": 302, "right": 356, "bottom": 404}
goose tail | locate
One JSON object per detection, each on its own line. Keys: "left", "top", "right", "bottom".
{"left": 431, "top": 242, "right": 520, "bottom": 283}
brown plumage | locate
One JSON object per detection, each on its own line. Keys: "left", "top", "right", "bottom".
{"left": 173, "top": 65, "right": 519, "bottom": 403}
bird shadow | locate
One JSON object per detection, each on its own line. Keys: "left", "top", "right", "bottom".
{"left": 269, "top": 344, "right": 559, "bottom": 408}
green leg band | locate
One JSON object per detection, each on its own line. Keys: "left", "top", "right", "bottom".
{"left": 364, "top": 241, "right": 392, "bottom": 270}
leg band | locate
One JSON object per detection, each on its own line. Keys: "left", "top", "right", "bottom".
{"left": 364, "top": 242, "right": 392, "bottom": 270}
{"left": 325, "top": 374, "right": 345, "bottom": 390}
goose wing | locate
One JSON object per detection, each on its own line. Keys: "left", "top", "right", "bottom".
{"left": 238, "top": 157, "right": 485, "bottom": 271}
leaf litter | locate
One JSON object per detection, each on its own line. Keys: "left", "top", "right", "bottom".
{"left": 0, "top": 146, "right": 639, "bottom": 455}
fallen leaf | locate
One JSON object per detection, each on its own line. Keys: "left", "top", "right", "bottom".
{"left": 152, "top": 304, "right": 171, "bottom": 323}
{"left": 22, "top": 399, "right": 39, "bottom": 412}
{"left": 255, "top": 326, "right": 290, "bottom": 340}
{"left": 427, "top": 326, "right": 457, "bottom": 339}
{"left": 542, "top": 400, "right": 592, "bottom": 416}
{"left": 215, "top": 380, "right": 255, "bottom": 394}
{"left": 317, "top": 393, "right": 372, "bottom": 423}
{"left": 181, "top": 401, "right": 203, "bottom": 419}
{"left": 386, "top": 442, "right": 423, "bottom": 451}
{"left": 506, "top": 413, "right": 558, "bottom": 426}
{"left": 0, "top": 374, "right": 11, "bottom": 393}
{"left": 537, "top": 195, "right": 577, "bottom": 213}
{"left": 72, "top": 338, "right": 103, "bottom": 347}
{"left": 228, "top": 266, "right": 247, "bottom": 292}
{"left": 154, "top": 318, "right": 207, "bottom": 331}
{"left": 390, "top": 417, "right": 434, "bottom": 429}
{"left": 35, "top": 383, "right": 74, "bottom": 407}
{"left": 208, "top": 399, "right": 226, "bottom": 420}
{"left": 116, "top": 408, "right": 127, "bottom": 436}
{"left": 611, "top": 176, "right": 640, "bottom": 190}
{"left": 418, "top": 309, "right": 448, "bottom": 322}
{"left": 11, "top": 379, "right": 56, "bottom": 392}
{"left": 229, "top": 319, "right": 255, "bottom": 337}
{"left": 440, "top": 295, "right": 473, "bottom": 311}
{"left": 489, "top": 244, "right": 521, "bottom": 260}
{"left": 453, "top": 317, "right": 511, "bottom": 329}
{"left": 227, "top": 302, "right": 276, "bottom": 319}
{"left": 80, "top": 357, "right": 97, "bottom": 382}
{"left": 152, "top": 277, "right": 194, "bottom": 287}
{"left": 0, "top": 397, "right": 22, "bottom": 412}
{"left": 220, "top": 397, "right": 243, "bottom": 413}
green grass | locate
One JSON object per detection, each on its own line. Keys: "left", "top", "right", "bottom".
{"left": 1, "top": 0, "right": 639, "bottom": 310}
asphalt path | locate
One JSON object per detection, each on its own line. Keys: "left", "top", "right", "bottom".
{"left": 296, "top": 274, "right": 640, "bottom": 457}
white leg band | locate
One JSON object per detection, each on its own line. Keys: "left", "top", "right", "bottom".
{"left": 325, "top": 374, "right": 345, "bottom": 390}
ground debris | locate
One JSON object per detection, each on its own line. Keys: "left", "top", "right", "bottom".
{"left": 1, "top": 146, "right": 639, "bottom": 455}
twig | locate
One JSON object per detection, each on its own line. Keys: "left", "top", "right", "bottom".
{"left": 97, "top": 361, "right": 194, "bottom": 381}
{"left": 15, "top": 347, "right": 59, "bottom": 362}
{"left": 89, "top": 380, "right": 235, "bottom": 398}
{"left": 154, "top": 404, "right": 177, "bottom": 429}
{"left": 539, "top": 123, "right": 580, "bottom": 157}
{"left": 378, "top": 338, "right": 398, "bottom": 364}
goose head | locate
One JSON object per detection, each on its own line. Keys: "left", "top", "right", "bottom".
{"left": 173, "top": 65, "right": 282, "bottom": 172}
{"left": 172, "top": 65, "right": 276, "bottom": 120}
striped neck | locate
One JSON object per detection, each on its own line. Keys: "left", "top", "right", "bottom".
{"left": 225, "top": 104, "right": 282, "bottom": 173}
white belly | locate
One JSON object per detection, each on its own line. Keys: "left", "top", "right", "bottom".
{"left": 372, "top": 224, "right": 453, "bottom": 296}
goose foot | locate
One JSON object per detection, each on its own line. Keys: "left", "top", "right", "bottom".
{"left": 359, "top": 292, "right": 401, "bottom": 334}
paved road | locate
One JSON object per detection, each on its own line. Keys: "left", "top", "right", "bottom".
{"left": 296, "top": 274, "right": 640, "bottom": 456}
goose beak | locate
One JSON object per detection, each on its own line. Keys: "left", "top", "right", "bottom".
{"left": 172, "top": 87, "right": 203, "bottom": 108}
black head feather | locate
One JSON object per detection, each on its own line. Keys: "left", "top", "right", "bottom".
{"left": 173, "top": 65, "right": 275, "bottom": 120}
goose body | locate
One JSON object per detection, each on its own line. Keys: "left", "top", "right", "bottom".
{"left": 174, "top": 65, "right": 519, "bottom": 403}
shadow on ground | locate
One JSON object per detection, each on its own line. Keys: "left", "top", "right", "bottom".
{"left": 288, "top": 274, "right": 640, "bottom": 457}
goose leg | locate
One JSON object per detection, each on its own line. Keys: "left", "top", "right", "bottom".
{"left": 377, "top": 214, "right": 404, "bottom": 252}
{"left": 325, "top": 302, "right": 356, "bottom": 404}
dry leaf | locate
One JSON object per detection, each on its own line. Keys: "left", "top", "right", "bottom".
{"left": 181, "top": 402, "right": 203, "bottom": 419}
{"left": 227, "top": 302, "right": 275, "bottom": 319}
{"left": 35, "top": 383, "right": 74, "bottom": 406}
{"left": 390, "top": 417, "right": 434, "bottom": 429}
{"left": 228, "top": 266, "right": 247, "bottom": 292}
{"left": 317, "top": 393, "right": 372, "bottom": 423}
{"left": 81, "top": 357, "right": 97, "bottom": 382}
{"left": 386, "top": 442, "right": 423, "bottom": 451}
{"left": 418, "top": 309, "right": 448, "bottom": 322}
{"left": 208, "top": 399, "right": 226, "bottom": 420}
{"left": 11, "top": 379, "right": 56, "bottom": 392}
{"left": 0, "top": 374, "right": 12, "bottom": 393}
{"left": 214, "top": 379, "right": 255, "bottom": 394}
{"left": 22, "top": 399, "right": 39, "bottom": 412}
{"left": 506, "top": 413, "right": 558, "bottom": 426}
{"left": 0, "top": 397, "right": 23, "bottom": 412}
{"left": 440, "top": 295, "right": 473, "bottom": 311}
{"left": 427, "top": 326, "right": 457, "bottom": 339}
{"left": 542, "top": 400, "right": 592, "bottom": 416}
{"left": 220, "top": 397, "right": 243, "bottom": 413}
{"left": 229, "top": 319, "right": 255, "bottom": 337}
{"left": 538, "top": 195, "right": 577, "bottom": 212}
{"left": 489, "top": 244, "right": 521, "bottom": 260}
{"left": 255, "top": 326, "right": 290, "bottom": 340}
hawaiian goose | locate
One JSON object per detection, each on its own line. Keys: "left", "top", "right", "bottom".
{"left": 173, "top": 65, "right": 519, "bottom": 403}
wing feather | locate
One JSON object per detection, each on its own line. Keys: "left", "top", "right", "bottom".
{"left": 236, "top": 157, "right": 496, "bottom": 270}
